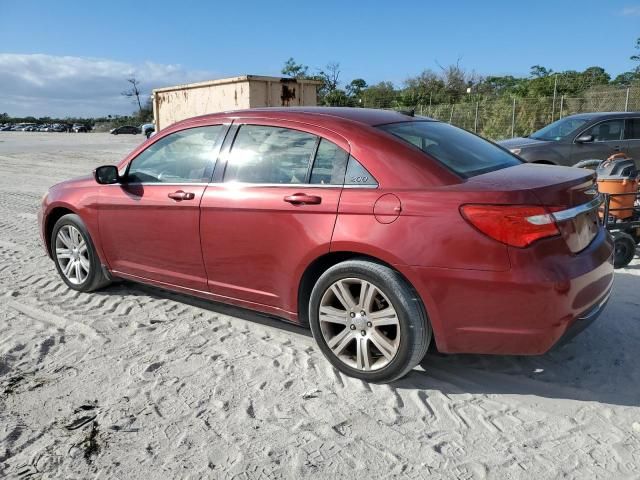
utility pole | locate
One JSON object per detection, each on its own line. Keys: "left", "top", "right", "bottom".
{"left": 474, "top": 102, "right": 479, "bottom": 133}
{"left": 551, "top": 73, "right": 558, "bottom": 122}
{"left": 625, "top": 88, "right": 630, "bottom": 112}
{"left": 511, "top": 97, "right": 516, "bottom": 138}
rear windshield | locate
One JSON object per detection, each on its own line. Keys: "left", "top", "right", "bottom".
{"left": 378, "top": 121, "right": 521, "bottom": 178}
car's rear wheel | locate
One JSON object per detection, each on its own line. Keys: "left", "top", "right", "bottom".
{"left": 52, "top": 214, "right": 110, "bottom": 292}
{"left": 309, "top": 260, "right": 430, "bottom": 383}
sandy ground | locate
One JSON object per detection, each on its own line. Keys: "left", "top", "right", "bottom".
{"left": 0, "top": 132, "right": 639, "bottom": 479}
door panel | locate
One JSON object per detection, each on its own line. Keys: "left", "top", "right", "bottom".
{"left": 97, "top": 124, "right": 228, "bottom": 290}
{"left": 199, "top": 121, "right": 350, "bottom": 315}
{"left": 200, "top": 185, "right": 341, "bottom": 312}
{"left": 99, "top": 183, "right": 208, "bottom": 289}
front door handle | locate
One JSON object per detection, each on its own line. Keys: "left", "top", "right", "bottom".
{"left": 168, "top": 190, "right": 195, "bottom": 201}
{"left": 283, "top": 193, "right": 322, "bottom": 205}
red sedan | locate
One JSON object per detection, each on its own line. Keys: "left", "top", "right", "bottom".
{"left": 38, "top": 108, "right": 614, "bottom": 383}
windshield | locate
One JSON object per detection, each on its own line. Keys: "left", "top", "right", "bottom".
{"left": 378, "top": 121, "right": 521, "bottom": 178}
{"left": 529, "top": 117, "right": 590, "bottom": 141}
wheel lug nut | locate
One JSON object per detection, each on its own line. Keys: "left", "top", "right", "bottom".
{"left": 360, "top": 311, "right": 366, "bottom": 316}
{"left": 350, "top": 324, "right": 356, "bottom": 330}
{"left": 367, "top": 321, "right": 372, "bottom": 327}
{"left": 361, "top": 330, "right": 366, "bottom": 336}
{"left": 350, "top": 312, "right": 355, "bottom": 318}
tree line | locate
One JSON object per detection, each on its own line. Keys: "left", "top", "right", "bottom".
{"left": 282, "top": 38, "right": 640, "bottom": 109}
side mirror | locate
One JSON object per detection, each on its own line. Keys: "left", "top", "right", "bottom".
{"left": 94, "top": 165, "right": 120, "bottom": 184}
{"left": 576, "top": 134, "right": 594, "bottom": 143}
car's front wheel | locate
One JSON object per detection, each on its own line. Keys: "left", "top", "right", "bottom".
{"left": 51, "top": 214, "right": 110, "bottom": 292}
{"left": 309, "top": 260, "right": 430, "bottom": 383}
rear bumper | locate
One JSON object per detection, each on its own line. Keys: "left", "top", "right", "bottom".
{"left": 401, "top": 227, "right": 614, "bottom": 355}
{"left": 554, "top": 287, "right": 611, "bottom": 348}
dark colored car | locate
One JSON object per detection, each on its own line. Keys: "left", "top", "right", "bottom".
{"left": 110, "top": 125, "right": 140, "bottom": 135}
{"left": 140, "top": 123, "right": 155, "bottom": 138}
{"left": 38, "top": 108, "right": 614, "bottom": 382}
{"left": 499, "top": 112, "right": 640, "bottom": 167}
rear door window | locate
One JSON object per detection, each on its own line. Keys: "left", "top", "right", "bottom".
{"left": 309, "top": 139, "right": 349, "bottom": 185}
{"left": 224, "top": 125, "right": 317, "bottom": 184}
{"left": 378, "top": 121, "right": 520, "bottom": 178}
{"left": 625, "top": 118, "right": 640, "bottom": 140}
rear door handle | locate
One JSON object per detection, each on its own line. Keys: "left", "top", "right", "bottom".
{"left": 168, "top": 190, "right": 195, "bottom": 201}
{"left": 283, "top": 193, "right": 322, "bottom": 205}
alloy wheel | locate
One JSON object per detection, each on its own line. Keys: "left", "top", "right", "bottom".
{"left": 318, "top": 278, "right": 400, "bottom": 371}
{"left": 55, "top": 225, "right": 90, "bottom": 285}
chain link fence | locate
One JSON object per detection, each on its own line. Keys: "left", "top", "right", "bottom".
{"left": 364, "top": 87, "right": 640, "bottom": 140}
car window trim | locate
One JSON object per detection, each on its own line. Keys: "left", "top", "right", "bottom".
{"left": 123, "top": 123, "right": 231, "bottom": 185}
{"left": 106, "top": 181, "right": 375, "bottom": 189}
{"left": 206, "top": 182, "right": 376, "bottom": 189}
{"left": 105, "top": 182, "right": 210, "bottom": 187}
{"left": 304, "top": 137, "right": 322, "bottom": 184}
{"left": 573, "top": 118, "right": 625, "bottom": 144}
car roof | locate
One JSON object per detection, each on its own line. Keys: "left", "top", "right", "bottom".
{"left": 567, "top": 111, "right": 640, "bottom": 120}
{"left": 183, "top": 107, "right": 430, "bottom": 127}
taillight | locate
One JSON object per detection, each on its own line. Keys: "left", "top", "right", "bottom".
{"left": 460, "top": 204, "right": 561, "bottom": 248}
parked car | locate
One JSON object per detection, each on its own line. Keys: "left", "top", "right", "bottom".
{"left": 110, "top": 125, "right": 140, "bottom": 135}
{"left": 72, "top": 124, "right": 88, "bottom": 133}
{"left": 38, "top": 108, "right": 614, "bottom": 382}
{"left": 0, "top": 125, "right": 10, "bottom": 131}
{"left": 499, "top": 112, "right": 640, "bottom": 167}
{"left": 140, "top": 123, "right": 155, "bottom": 138}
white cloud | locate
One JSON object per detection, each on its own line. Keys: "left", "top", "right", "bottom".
{"left": 620, "top": 6, "right": 640, "bottom": 16}
{"left": 0, "top": 53, "right": 216, "bottom": 118}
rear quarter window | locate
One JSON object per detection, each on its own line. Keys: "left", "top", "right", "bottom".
{"left": 378, "top": 121, "right": 521, "bottom": 178}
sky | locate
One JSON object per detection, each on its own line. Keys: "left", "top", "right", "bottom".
{"left": 0, "top": 0, "right": 639, "bottom": 117}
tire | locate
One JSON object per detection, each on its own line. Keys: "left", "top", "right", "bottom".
{"left": 309, "top": 260, "right": 431, "bottom": 383}
{"left": 612, "top": 231, "right": 636, "bottom": 268}
{"left": 51, "top": 214, "right": 110, "bottom": 292}
{"left": 572, "top": 159, "right": 603, "bottom": 170}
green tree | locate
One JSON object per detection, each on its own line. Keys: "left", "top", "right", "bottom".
{"left": 631, "top": 37, "right": 640, "bottom": 71}
{"left": 402, "top": 70, "right": 445, "bottom": 105}
{"left": 323, "top": 89, "right": 351, "bottom": 106}
{"left": 346, "top": 78, "right": 367, "bottom": 101}
{"left": 281, "top": 58, "right": 310, "bottom": 79}
{"left": 530, "top": 65, "right": 553, "bottom": 78}
{"left": 361, "top": 81, "right": 397, "bottom": 108}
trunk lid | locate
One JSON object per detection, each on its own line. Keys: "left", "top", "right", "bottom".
{"left": 466, "top": 163, "right": 601, "bottom": 253}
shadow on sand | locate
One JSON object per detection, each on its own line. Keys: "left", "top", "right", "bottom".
{"left": 95, "top": 270, "right": 640, "bottom": 407}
